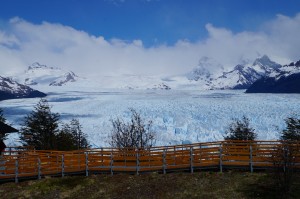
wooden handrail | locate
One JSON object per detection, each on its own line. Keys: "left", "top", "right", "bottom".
{"left": 1, "top": 140, "right": 299, "bottom": 182}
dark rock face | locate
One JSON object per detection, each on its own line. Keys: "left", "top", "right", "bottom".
{"left": 246, "top": 73, "right": 300, "bottom": 93}
{"left": 0, "top": 76, "right": 46, "bottom": 101}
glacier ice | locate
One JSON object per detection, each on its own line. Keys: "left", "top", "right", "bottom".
{"left": 1, "top": 89, "right": 299, "bottom": 148}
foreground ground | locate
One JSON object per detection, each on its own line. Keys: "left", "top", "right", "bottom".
{"left": 0, "top": 171, "right": 299, "bottom": 199}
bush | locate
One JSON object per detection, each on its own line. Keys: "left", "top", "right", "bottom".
{"left": 110, "top": 109, "right": 156, "bottom": 149}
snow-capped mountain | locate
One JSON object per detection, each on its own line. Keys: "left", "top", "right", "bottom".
{"left": 8, "top": 55, "right": 297, "bottom": 92}
{"left": 0, "top": 76, "right": 46, "bottom": 101}
{"left": 16, "top": 62, "right": 79, "bottom": 86}
{"left": 246, "top": 59, "right": 300, "bottom": 93}
{"left": 185, "top": 55, "right": 283, "bottom": 90}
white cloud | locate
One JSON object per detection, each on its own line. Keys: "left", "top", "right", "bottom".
{"left": 0, "top": 14, "right": 300, "bottom": 77}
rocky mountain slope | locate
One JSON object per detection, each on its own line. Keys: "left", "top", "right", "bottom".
{"left": 0, "top": 76, "right": 46, "bottom": 101}
{"left": 187, "top": 55, "right": 282, "bottom": 90}
{"left": 246, "top": 60, "right": 300, "bottom": 93}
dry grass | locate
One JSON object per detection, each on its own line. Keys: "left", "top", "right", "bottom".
{"left": 0, "top": 171, "right": 299, "bottom": 199}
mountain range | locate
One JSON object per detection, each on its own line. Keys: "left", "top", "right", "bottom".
{"left": 246, "top": 60, "right": 300, "bottom": 93}
{"left": 1, "top": 55, "right": 300, "bottom": 101}
{"left": 186, "top": 55, "right": 283, "bottom": 90}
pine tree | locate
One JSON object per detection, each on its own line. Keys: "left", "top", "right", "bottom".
{"left": 20, "top": 99, "right": 60, "bottom": 150}
{"left": 69, "top": 118, "right": 89, "bottom": 149}
{"left": 56, "top": 119, "right": 89, "bottom": 150}
{"left": 56, "top": 123, "right": 77, "bottom": 151}
{"left": 0, "top": 108, "right": 7, "bottom": 140}
{"left": 281, "top": 117, "right": 300, "bottom": 141}
{"left": 224, "top": 116, "right": 257, "bottom": 141}
{"left": 0, "top": 108, "right": 6, "bottom": 123}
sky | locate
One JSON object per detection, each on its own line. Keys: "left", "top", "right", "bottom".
{"left": 0, "top": 0, "right": 300, "bottom": 76}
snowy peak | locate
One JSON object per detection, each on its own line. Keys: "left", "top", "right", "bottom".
{"left": 186, "top": 56, "right": 223, "bottom": 82}
{"left": 0, "top": 76, "right": 46, "bottom": 101}
{"left": 252, "top": 55, "right": 281, "bottom": 74}
{"left": 49, "top": 71, "right": 78, "bottom": 86}
{"left": 18, "top": 62, "right": 79, "bottom": 86}
{"left": 28, "top": 62, "right": 56, "bottom": 70}
{"left": 269, "top": 59, "right": 300, "bottom": 79}
{"left": 186, "top": 55, "right": 283, "bottom": 90}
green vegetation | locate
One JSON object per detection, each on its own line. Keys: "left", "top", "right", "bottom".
{"left": 19, "top": 99, "right": 89, "bottom": 150}
{"left": 281, "top": 116, "right": 300, "bottom": 141}
{"left": 0, "top": 108, "right": 7, "bottom": 141}
{"left": 0, "top": 172, "right": 299, "bottom": 199}
{"left": 224, "top": 116, "right": 257, "bottom": 141}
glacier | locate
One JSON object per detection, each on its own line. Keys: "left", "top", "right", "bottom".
{"left": 1, "top": 88, "right": 300, "bottom": 148}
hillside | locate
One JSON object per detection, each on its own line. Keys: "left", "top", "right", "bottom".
{"left": 0, "top": 76, "right": 46, "bottom": 101}
{"left": 0, "top": 172, "right": 299, "bottom": 199}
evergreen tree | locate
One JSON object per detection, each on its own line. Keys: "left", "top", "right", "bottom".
{"left": 272, "top": 116, "right": 300, "bottom": 198}
{"left": 56, "top": 119, "right": 89, "bottom": 151}
{"left": 0, "top": 108, "right": 7, "bottom": 140}
{"left": 69, "top": 118, "right": 89, "bottom": 149}
{"left": 0, "top": 108, "right": 6, "bottom": 123}
{"left": 281, "top": 117, "right": 300, "bottom": 141}
{"left": 56, "top": 123, "right": 77, "bottom": 151}
{"left": 224, "top": 116, "right": 257, "bottom": 141}
{"left": 20, "top": 99, "right": 60, "bottom": 150}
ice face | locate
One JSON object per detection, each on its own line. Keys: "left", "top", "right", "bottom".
{"left": 1, "top": 89, "right": 299, "bottom": 147}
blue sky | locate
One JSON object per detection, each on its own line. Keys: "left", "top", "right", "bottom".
{"left": 1, "top": 0, "right": 299, "bottom": 46}
{"left": 0, "top": 0, "right": 300, "bottom": 76}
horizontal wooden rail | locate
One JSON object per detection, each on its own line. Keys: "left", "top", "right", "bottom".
{"left": 0, "top": 140, "right": 299, "bottom": 182}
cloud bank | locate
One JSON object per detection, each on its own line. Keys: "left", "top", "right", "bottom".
{"left": 0, "top": 13, "right": 300, "bottom": 77}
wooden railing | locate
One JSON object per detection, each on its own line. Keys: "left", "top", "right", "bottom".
{"left": 0, "top": 141, "right": 299, "bottom": 182}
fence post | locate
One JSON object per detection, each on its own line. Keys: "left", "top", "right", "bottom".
{"left": 249, "top": 145, "right": 253, "bottom": 173}
{"left": 199, "top": 144, "right": 202, "bottom": 169}
{"left": 61, "top": 154, "right": 64, "bottom": 177}
{"left": 15, "top": 159, "right": 19, "bottom": 183}
{"left": 38, "top": 157, "right": 41, "bottom": 180}
{"left": 101, "top": 148, "right": 104, "bottom": 166}
{"left": 136, "top": 150, "right": 139, "bottom": 175}
{"left": 110, "top": 151, "right": 114, "bottom": 176}
{"left": 190, "top": 147, "right": 194, "bottom": 173}
{"left": 219, "top": 144, "right": 223, "bottom": 172}
{"left": 85, "top": 152, "right": 89, "bottom": 177}
{"left": 163, "top": 149, "right": 166, "bottom": 174}
{"left": 173, "top": 146, "right": 176, "bottom": 165}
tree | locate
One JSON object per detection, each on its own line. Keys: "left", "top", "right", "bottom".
{"left": 271, "top": 116, "right": 300, "bottom": 198}
{"left": 110, "top": 109, "right": 156, "bottom": 149}
{"left": 224, "top": 116, "right": 257, "bottom": 141}
{"left": 0, "top": 108, "right": 7, "bottom": 140}
{"left": 69, "top": 118, "right": 89, "bottom": 149}
{"left": 20, "top": 99, "right": 60, "bottom": 150}
{"left": 56, "top": 119, "right": 89, "bottom": 150}
{"left": 281, "top": 117, "right": 300, "bottom": 141}
{"left": 56, "top": 123, "right": 77, "bottom": 151}
{"left": 0, "top": 108, "right": 6, "bottom": 123}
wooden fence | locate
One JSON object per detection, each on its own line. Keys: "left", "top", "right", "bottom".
{"left": 0, "top": 141, "right": 299, "bottom": 182}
